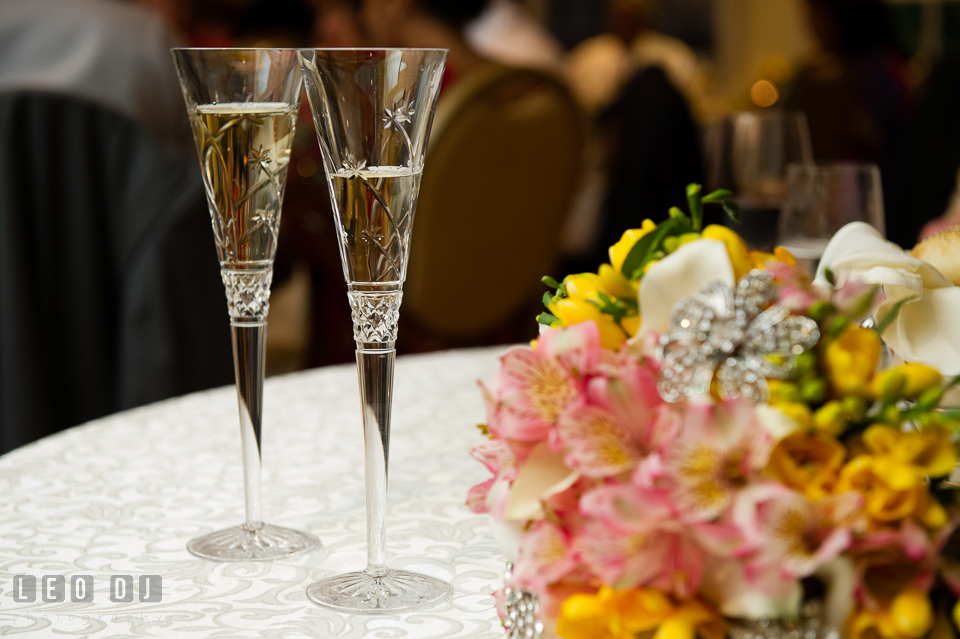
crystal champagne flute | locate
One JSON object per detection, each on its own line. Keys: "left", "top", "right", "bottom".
{"left": 298, "top": 48, "right": 449, "bottom": 612}
{"left": 172, "top": 48, "right": 319, "bottom": 561}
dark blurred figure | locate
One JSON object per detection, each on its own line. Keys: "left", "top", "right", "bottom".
{"left": 235, "top": 0, "right": 317, "bottom": 47}
{"left": 0, "top": 0, "right": 233, "bottom": 452}
{"left": 568, "top": 0, "right": 704, "bottom": 271}
{"left": 314, "top": 0, "right": 365, "bottom": 47}
{"left": 784, "top": 0, "right": 913, "bottom": 244}
{"left": 588, "top": 68, "right": 704, "bottom": 266}
{"left": 465, "top": 0, "right": 565, "bottom": 73}
{"left": 0, "top": 0, "right": 191, "bottom": 148}
{"left": 895, "top": 53, "right": 960, "bottom": 245}
{"left": 360, "top": 0, "right": 489, "bottom": 84}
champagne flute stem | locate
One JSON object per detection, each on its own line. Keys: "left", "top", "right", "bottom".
{"left": 232, "top": 322, "right": 266, "bottom": 529}
{"left": 356, "top": 345, "right": 394, "bottom": 573}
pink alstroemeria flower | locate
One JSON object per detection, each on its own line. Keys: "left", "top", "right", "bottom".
{"left": 734, "top": 484, "right": 860, "bottom": 581}
{"left": 766, "top": 260, "right": 823, "bottom": 314}
{"left": 831, "top": 273, "right": 880, "bottom": 321}
{"left": 466, "top": 439, "right": 517, "bottom": 514}
{"left": 556, "top": 361, "right": 678, "bottom": 477}
{"left": 661, "top": 400, "right": 773, "bottom": 522}
{"left": 511, "top": 519, "right": 580, "bottom": 592}
{"left": 483, "top": 322, "right": 601, "bottom": 442}
{"left": 576, "top": 482, "right": 742, "bottom": 597}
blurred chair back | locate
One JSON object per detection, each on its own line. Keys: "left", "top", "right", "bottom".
{"left": 0, "top": 91, "right": 232, "bottom": 454}
{"left": 404, "top": 65, "right": 583, "bottom": 340}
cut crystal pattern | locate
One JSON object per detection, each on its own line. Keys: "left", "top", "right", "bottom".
{"left": 222, "top": 269, "right": 273, "bottom": 322}
{"left": 196, "top": 111, "right": 289, "bottom": 264}
{"left": 382, "top": 95, "right": 416, "bottom": 169}
{"left": 348, "top": 291, "right": 402, "bottom": 343}
{"left": 187, "top": 523, "right": 318, "bottom": 562}
{"left": 657, "top": 270, "right": 820, "bottom": 404}
{"left": 306, "top": 569, "right": 451, "bottom": 614}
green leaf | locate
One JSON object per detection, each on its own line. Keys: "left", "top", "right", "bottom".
{"left": 935, "top": 407, "right": 960, "bottom": 421}
{"left": 945, "top": 373, "right": 960, "bottom": 392}
{"left": 541, "top": 276, "right": 561, "bottom": 289}
{"left": 596, "top": 291, "right": 615, "bottom": 307}
{"left": 876, "top": 295, "right": 919, "bottom": 335}
{"left": 542, "top": 291, "right": 554, "bottom": 308}
{"left": 621, "top": 218, "right": 679, "bottom": 279}
{"left": 721, "top": 200, "right": 742, "bottom": 225}
{"left": 701, "top": 188, "right": 733, "bottom": 203}
{"left": 686, "top": 184, "right": 703, "bottom": 231}
{"left": 536, "top": 312, "right": 559, "bottom": 325}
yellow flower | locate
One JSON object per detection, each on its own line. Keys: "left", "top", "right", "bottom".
{"left": 862, "top": 424, "right": 957, "bottom": 480}
{"left": 849, "top": 590, "right": 933, "bottom": 639}
{"left": 609, "top": 220, "right": 656, "bottom": 274}
{"left": 621, "top": 314, "right": 641, "bottom": 338}
{"left": 891, "top": 590, "right": 934, "bottom": 639}
{"left": 836, "top": 455, "right": 924, "bottom": 525}
{"left": 749, "top": 246, "right": 799, "bottom": 270}
{"left": 598, "top": 263, "right": 639, "bottom": 300}
{"left": 823, "top": 326, "right": 881, "bottom": 397}
{"left": 869, "top": 364, "right": 941, "bottom": 400}
{"left": 564, "top": 273, "right": 604, "bottom": 300}
{"left": 773, "top": 246, "right": 798, "bottom": 266}
{"left": 549, "top": 298, "right": 627, "bottom": 350}
{"left": 557, "top": 588, "right": 724, "bottom": 639}
{"left": 767, "top": 431, "right": 845, "bottom": 501}
{"left": 702, "top": 225, "right": 752, "bottom": 280}
{"left": 558, "top": 590, "right": 619, "bottom": 639}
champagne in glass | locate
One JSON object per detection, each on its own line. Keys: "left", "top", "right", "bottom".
{"left": 329, "top": 164, "right": 421, "bottom": 283}
{"left": 193, "top": 102, "right": 296, "bottom": 264}
{"left": 298, "top": 48, "right": 449, "bottom": 613}
{"left": 172, "top": 48, "right": 319, "bottom": 562}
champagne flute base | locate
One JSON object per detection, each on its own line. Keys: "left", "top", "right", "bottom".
{"left": 306, "top": 569, "right": 452, "bottom": 613}
{"left": 187, "top": 523, "right": 319, "bottom": 562}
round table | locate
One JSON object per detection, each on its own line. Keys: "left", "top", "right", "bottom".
{"left": 0, "top": 347, "right": 509, "bottom": 638}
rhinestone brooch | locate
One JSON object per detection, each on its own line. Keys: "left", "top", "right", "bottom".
{"left": 502, "top": 563, "right": 542, "bottom": 639}
{"left": 657, "top": 270, "right": 820, "bottom": 404}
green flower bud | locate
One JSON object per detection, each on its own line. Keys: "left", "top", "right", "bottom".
{"left": 807, "top": 301, "right": 836, "bottom": 323}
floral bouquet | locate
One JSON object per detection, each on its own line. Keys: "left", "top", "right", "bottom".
{"left": 468, "top": 185, "right": 960, "bottom": 639}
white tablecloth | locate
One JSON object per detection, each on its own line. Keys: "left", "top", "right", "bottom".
{"left": 0, "top": 347, "right": 509, "bottom": 638}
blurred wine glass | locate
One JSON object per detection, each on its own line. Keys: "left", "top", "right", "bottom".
{"left": 779, "top": 162, "right": 885, "bottom": 274}
{"left": 705, "top": 110, "right": 813, "bottom": 250}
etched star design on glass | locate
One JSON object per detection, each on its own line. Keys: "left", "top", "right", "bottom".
{"left": 657, "top": 270, "right": 821, "bottom": 403}
{"left": 298, "top": 48, "right": 449, "bottom": 613}
{"left": 172, "top": 48, "right": 319, "bottom": 561}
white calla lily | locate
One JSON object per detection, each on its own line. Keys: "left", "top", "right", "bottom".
{"left": 815, "top": 222, "right": 960, "bottom": 375}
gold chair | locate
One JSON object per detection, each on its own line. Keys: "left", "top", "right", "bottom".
{"left": 402, "top": 65, "right": 584, "bottom": 344}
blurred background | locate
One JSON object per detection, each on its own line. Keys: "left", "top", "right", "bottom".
{"left": 4, "top": 0, "right": 960, "bottom": 452}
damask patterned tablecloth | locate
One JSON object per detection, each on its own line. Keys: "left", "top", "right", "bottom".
{"left": 0, "top": 347, "right": 509, "bottom": 638}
